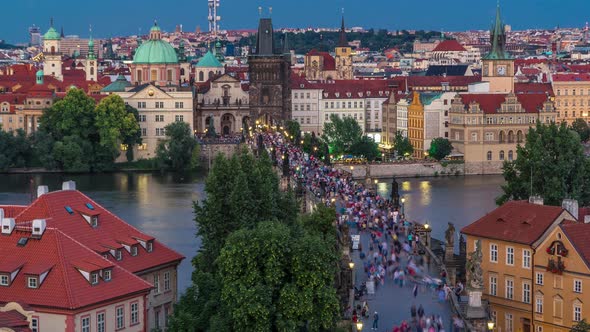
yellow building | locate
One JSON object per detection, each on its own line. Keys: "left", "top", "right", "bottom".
{"left": 462, "top": 200, "right": 576, "bottom": 332}
{"left": 552, "top": 73, "right": 590, "bottom": 125}
{"left": 408, "top": 91, "right": 424, "bottom": 158}
{"left": 534, "top": 221, "right": 590, "bottom": 331}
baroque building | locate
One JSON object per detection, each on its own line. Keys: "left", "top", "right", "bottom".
{"left": 42, "top": 19, "right": 63, "bottom": 81}
{"left": 481, "top": 6, "right": 514, "bottom": 93}
{"left": 248, "top": 17, "right": 291, "bottom": 125}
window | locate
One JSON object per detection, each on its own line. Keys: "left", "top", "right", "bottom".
{"left": 155, "top": 102, "right": 164, "bottom": 109}
{"left": 104, "top": 269, "right": 111, "bottom": 281}
{"left": 155, "top": 308, "right": 161, "bottom": 328}
{"left": 175, "top": 102, "right": 184, "bottom": 109}
{"left": 508, "top": 150, "right": 514, "bottom": 161}
{"left": 490, "top": 244, "right": 498, "bottom": 262}
{"left": 554, "top": 297, "right": 563, "bottom": 318}
{"left": 536, "top": 296, "right": 543, "bottom": 313}
{"left": 574, "top": 279, "right": 583, "bottom": 293}
{"left": 505, "top": 313, "right": 513, "bottom": 332}
{"left": 156, "top": 128, "right": 165, "bottom": 136}
{"left": 523, "top": 250, "right": 531, "bottom": 269}
{"left": 506, "top": 279, "right": 514, "bottom": 300}
{"left": 116, "top": 249, "right": 122, "bottom": 261}
{"left": 506, "top": 247, "right": 514, "bottom": 265}
{"left": 485, "top": 132, "right": 494, "bottom": 141}
{"left": 131, "top": 245, "right": 138, "bottom": 256}
{"left": 164, "top": 271, "right": 171, "bottom": 291}
{"left": 574, "top": 304, "right": 582, "bottom": 322}
{"left": 147, "top": 241, "right": 153, "bottom": 252}
{"left": 31, "top": 317, "right": 38, "bottom": 332}
{"left": 138, "top": 114, "right": 146, "bottom": 122}
{"left": 28, "top": 277, "right": 38, "bottom": 289}
{"left": 471, "top": 132, "right": 478, "bottom": 141}
{"left": 131, "top": 302, "right": 139, "bottom": 325}
{"left": 0, "top": 274, "right": 8, "bottom": 286}
{"left": 536, "top": 272, "right": 544, "bottom": 285}
{"left": 523, "top": 282, "right": 530, "bottom": 304}
{"left": 81, "top": 316, "right": 90, "bottom": 332}
{"left": 154, "top": 273, "right": 160, "bottom": 293}
{"left": 499, "top": 150, "right": 505, "bottom": 161}
{"left": 137, "top": 102, "right": 146, "bottom": 109}
{"left": 489, "top": 275, "right": 497, "bottom": 296}
{"left": 141, "top": 128, "right": 147, "bottom": 136}
{"left": 155, "top": 115, "right": 164, "bottom": 122}
{"left": 175, "top": 115, "right": 184, "bottom": 122}
{"left": 116, "top": 305, "right": 124, "bottom": 329}
{"left": 91, "top": 273, "right": 98, "bottom": 285}
{"left": 164, "top": 305, "right": 169, "bottom": 327}
{"left": 97, "top": 312, "right": 105, "bottom": 332}
{"left": 487, "top": 151, "right": 492, "bottom": 161}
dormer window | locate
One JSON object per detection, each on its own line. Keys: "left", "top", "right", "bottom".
{"left": 116, "top": 249, "right": 122, "bottom": 261}
{"left": 147, "top": 241, "right": 153, "bottom": 252}
{"left": 104, "top": 269, "right": 112, "bottom": 281}
{"left": 0, "top": 274, "right": 8, "bottom": 286}
{"left": 131, "top": 245, "right": 138, "bottom": 257}
{"left": 91, "top": 215, "right": 98, "bottom": 227}
{"left": 27, "top": 276, "right": 38, "bottom": 289}
{"left": 91, "top": 272, "right": 99, "bottom": 285}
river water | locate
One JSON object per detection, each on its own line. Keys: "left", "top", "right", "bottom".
{"left": 0, "top": 172, "right": 504, "bottom": 292}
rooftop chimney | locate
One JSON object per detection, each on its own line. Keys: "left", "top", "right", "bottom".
{"left": 562, "top": 199, "right": 579, "bottom": 221}
{"left": 62, "top": 181, "right": 76, "bottom": 191}
{"left": 32, "top": 219, "right": 46, "bottom": 237}
{"left": 37, "top": 185, "right": 49, "bottom": 198}
{"left": 2, "top": 217, "right": 15, "bottom": 235}
{"left": 528, "top": 196, "right": 544, "bottom": 205}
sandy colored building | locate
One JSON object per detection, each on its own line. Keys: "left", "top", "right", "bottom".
{"left": 552, "top": 73, "right": 590, "bottom": 125}
{"left": 462, "top": 200, "right": 577, "bottom": 332}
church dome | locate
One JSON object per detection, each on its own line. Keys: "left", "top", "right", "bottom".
{"left": 44, "top": 27, "right": 60, "bottom": 40}
{"left": 195, "top": 51, "right": 222, "bottom": 68}
{"left": 133, "top": 22, "right": 178, "bottom": 65}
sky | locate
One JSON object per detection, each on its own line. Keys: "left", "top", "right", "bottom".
{"left": 2, "top": 0, "right": 590, "bottom": 43}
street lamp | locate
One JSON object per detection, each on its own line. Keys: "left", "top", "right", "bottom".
{"left": 349, "top": 262, "right": 354, "bottom": 269}
{"left": 401, "top": 197, "right": 406, "bottom": 216}
{"left": 424, "top": 222, "right": 429, "bottom": 230}
{"left": 350, "top": 166, "right": 354, "bottom": 171}
{"left": 356, "top": 320, "right": 363, "bottom": 331}
{"left": 487, "top": 321, "right": 495, "bottom": 331}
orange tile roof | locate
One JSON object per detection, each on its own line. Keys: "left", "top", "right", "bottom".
{"left": 461, "top": 201, "right": 568, "bottom": 245}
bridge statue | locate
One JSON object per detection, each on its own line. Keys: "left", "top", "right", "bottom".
{"left": 390, "top": 177, "right": 400, "bottom": 209}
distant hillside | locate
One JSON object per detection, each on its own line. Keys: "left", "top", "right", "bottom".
{"left": 0, "top": 42, "right": 20, "bottom": 50}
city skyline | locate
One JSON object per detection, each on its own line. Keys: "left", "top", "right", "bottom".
{"left": 3, "top": 0, "right": 590, "bottom": 43}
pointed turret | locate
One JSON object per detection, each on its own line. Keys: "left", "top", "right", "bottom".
{"left": 484, "top": 3, "right": 511, "bottom": 60}
{"left": 255, "top": 18, "right": 275, "bottom": 55}
{"left": 282, "top": 33, "right": 290, "bottom": 54}
{"left": 88, "top": 27, "right": 96, "bottom": 60}
{"left": 60, "top": 26, "right": 64, "bottom": 38}
{"left": 338, "top": 15, "right": 348, "bottom": 47}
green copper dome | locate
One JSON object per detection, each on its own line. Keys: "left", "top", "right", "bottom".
{"left": 133, "top": 39, "right": 179, "bottom": 64}
{"left": 44, "top": 27, "right": 61, "bottom": 40}
{"left": 150, "top": 24, "right": 161, "bottom": 32}
{"left": 195, "top": 51, "right": 222, "bottom": 68}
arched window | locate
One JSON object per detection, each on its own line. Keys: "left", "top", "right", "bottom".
{"left": 90, "top": 67, "right": 94, "bottom": 75}
{"left": 508, "top": 130, "right": 515, "bottom": 143}
{"left": 50, "top": 46, "right": 55, "bottom": 54}
{"left": 180, "top": 68, "right": 185, "bottom": 76}
{"left": 150, "top": 69, "right": 157, "bottom": 82}
{"left": 471, "top": 132, "right": 478, "bottom": 142}
{"left": 167, "top": 69, "right": 173, "bottom": 82}
{"left": 208, "top": 71, "right": 214, "bottom": 79}
{"left": 137, "top": 70, "right": 142, "bottom": 83}
{"left": 198, "top": 71, "right": 204, "bottom": 82}
{"left": 499, "top": 131, "right": 505, "bottom": 143}
{"left": 517, "top": 130, "right": 523, "bottom": 143}
{"left": 508, "top": 150, "right": 514, "bottom": 161}
{"left": 487, "top": 151, "right": 492, "bottom": 161}
{"left": 499, "top": 150, "right": 505, "bottom": 160}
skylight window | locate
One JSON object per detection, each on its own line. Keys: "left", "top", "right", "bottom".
{"left": 86, "top": 203, "right": 95, "bottom": 210}
{"left": 65, "top": 206, "right": 74, "bottom": 214}
{"left": 17, "top": 237, "right": 29, "bottom": 247}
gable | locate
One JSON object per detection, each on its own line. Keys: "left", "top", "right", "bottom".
{"left": 128, "top": 84, "right": 172, "bottom": 100}
{"left": 213, "top": 74, "right": 239, "bottom": 84}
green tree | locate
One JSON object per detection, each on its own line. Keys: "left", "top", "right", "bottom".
{"left": 497, "top": 122, "right": 590, "bottom": 206}
{"left": 122, "top": 104, "right": 143, "bottom": 161}
{"left": 322, "top": 114, "right": 363, "bottom": 156}
{"left": 156, "top": 121, "right": 197, "bottom": 171}
{"left": 428, "top": 137, "right": 453, "bottom": 161}
{"left": 285, "top": 120, "right": 301, "bottom": 144}
{"left": 0, "top": 128, "right": 33, "bottom": 170}
{"left": 350, "top": 135, "right": 380, "bottom": 161}
{"left": 95, "top": 95, "right": 140, "bottom": 163}
{"left": 571, "top": 118, "right": 590, "bottom": 142}
{"left": 572, "top": 319, "right": 590, "bottom": 332}
{"left": 394, "top": 131, "right": 414, "bottom": 158}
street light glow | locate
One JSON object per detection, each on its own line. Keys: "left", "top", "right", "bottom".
{"left": 348, "top": 262, "right": 354, "bottom": 269}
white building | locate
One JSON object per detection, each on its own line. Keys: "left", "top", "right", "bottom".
{"left": 422, "top": 91, "right": 455, "bottom": 151}
{"left": 291, "top": 81, "right": 323, "bottom": 134}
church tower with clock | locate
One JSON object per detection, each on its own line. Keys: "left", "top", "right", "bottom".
{"left": 482, "top": 4, "right": 514, "bottom": 93}
{"left": 335, "top": 16, "right": 353, "bottom": 80}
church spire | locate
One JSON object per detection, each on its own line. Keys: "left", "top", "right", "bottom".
{"left": 88, "top": 25, "right": 96, "bottom": 60}
{"left": 484, "top": 2, "right": 510, "bottom": 60}
{"left": 338, "top": 13, "right": 348, "bottom": 47}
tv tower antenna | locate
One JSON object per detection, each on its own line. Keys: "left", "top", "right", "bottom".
{"left": 208, "top": 0, "right": 221, "bottom": 36}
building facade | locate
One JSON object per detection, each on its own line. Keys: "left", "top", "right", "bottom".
{"left": 408, "top": 92, "right": 425, "bottom": 158}
{"left": 552, "top": 73, "right": 590, "bottom": 125}
{"left": 481, "top": 6, "right": 514, "bottom": 93}
{"left": 291, "top": 81, "right": 322, "bottom": 134}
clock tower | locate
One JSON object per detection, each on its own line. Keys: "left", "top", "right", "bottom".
{"left": 482, "top": 4, "right": 514, "bottom": 93}
{"left": 335, "top": 15, "right": 353, "bottom": 80}
{"left": 85, "top": 28, "right": 98, "bottom": 82}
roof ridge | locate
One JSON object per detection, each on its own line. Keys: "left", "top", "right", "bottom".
{"left": 53, "top": 229, "right": 77, "bottom": 309}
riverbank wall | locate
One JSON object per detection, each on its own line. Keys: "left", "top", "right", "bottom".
{"left": 334, "top": 161, "right": 465, "bottom": 180}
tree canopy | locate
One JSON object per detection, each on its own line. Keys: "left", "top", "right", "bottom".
{"left": 571, "top": 118, "right": 590, "bottom": 142}
{"left": 156, "top": 121, "right": 197, "bottom": 171}
{"left": 572, "top": 319, "right": 590, "bottom": 332}
{"left": 168, "top": 150, "right": 341, "bottom": 331}
{"left": 428, "top": 138, "right": 453, "bottom": 161}
{"left": 0, "top": 127, "right": 33, "bottom": 171}
{"left": 322, "top": 114, "right": 379, "bottom": 160}
{"left": 350, "top": 135, "right": 381, "bottom": 161}
{"left": 394, "top": 131, "right": 414, "bottom": 158}
{"left": 497, "top": 122, "right": 590, "bottom": 206}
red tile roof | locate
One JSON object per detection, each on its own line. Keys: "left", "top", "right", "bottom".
{"left": 14, "top": 190, "right": 184, "bottom": 274}
{"left": 560, "top": 223, "right": 590, "bottom": 269}
{"left": 457, "top": 93, "right": 550, "bottom": 114}
{"left": 514, "top": 83, "right": 554, "bottom": 96}
{"left": 553, "top": 73, "right": 590, "bottom": 82}
{"left": 306, "top": 50, "right": 336, "bottom": 71}
{"left": 0, "top": 228, "right": 152, "bottom": 310}
{"left": 0, "top": 310, "right": 31, "bottom": 332}
{"left": 432, "top": 40, "right": 466, "bottom": 52}
{"left": 0, "top": 206, "right": 27, "bottom": 218}
{"left": 461, "top": 201, "right": 568, "bottom": 245}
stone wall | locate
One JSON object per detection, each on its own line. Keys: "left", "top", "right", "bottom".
{"left": 334, "top": 162, "right": 465, "bottom": 180}
{"left": 463, "top": 161, "right": 504, "bottom": 175}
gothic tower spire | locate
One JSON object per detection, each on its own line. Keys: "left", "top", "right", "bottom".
{"left": 338, "top": 14, "right": 348, "bottom": 47}
{"left": 485, "top": 2, "right": 510, "bottom": 59}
